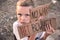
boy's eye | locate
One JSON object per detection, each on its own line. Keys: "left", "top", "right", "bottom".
{"left": 25, "top": 14, "right": 30, "bottom": 16}
{"left": 18, "top": 14, "right": 22, "bottom": 16}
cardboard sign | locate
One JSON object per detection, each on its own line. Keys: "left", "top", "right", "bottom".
{"left": 17, "top": 18, "right": 56, "bottom": 38}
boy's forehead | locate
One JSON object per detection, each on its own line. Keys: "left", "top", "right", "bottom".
{"left": 17, "top": 6, "right": 31, "bottom": 14}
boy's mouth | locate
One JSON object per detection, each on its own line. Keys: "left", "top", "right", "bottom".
{"left": 21, "top": 22, "right": 27, "bottom": 25}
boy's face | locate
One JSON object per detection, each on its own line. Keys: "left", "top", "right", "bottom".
{"left": 16, "top": 6, "right": 31, "bottom": 25}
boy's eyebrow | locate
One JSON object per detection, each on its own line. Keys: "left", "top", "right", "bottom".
{"left": 17, "top": 13, "right": 21, "bottom": 14}
{"left": 25, "top": 13, "right": 30, "bottom": 15}
{"left": 18, "top": 13, "right": 22, "bottom": 15}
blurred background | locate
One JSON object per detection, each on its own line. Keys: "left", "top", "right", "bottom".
{"left": 0, "top": 0, "right": 60, "bottom": 40}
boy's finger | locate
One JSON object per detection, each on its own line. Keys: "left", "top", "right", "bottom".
{"left": 46, "top": 24, "right": 50, "bottom": 30}
{"left": 45, "top": 26, "right": 47, "bottom": 31}
{"left": 49, "top": 24, "right": 55, "bottom": 32}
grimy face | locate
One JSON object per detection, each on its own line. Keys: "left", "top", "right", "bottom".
{"left": 16, "top": 6, "right": 31, "bottom": 25}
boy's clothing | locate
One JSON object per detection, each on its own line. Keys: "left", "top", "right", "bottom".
{"left": 13, "top": 21, "right": 45, "bottom": 40}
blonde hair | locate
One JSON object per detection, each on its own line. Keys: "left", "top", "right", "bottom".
{"left": 17, "top": 0, "right": 32, "bottom": 6}
{"left": 16, "top": 0, "right": 33, "bottom": 14}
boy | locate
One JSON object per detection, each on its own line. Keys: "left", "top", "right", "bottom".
{"left": 13, "top": 0, "right": 32, "bottom": 40}
{"left": 13, "top": 0, "right": 55, "bottom": 40}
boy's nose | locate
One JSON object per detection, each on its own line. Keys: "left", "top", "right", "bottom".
{"left": 21, "top": 16, "right": 26, "bottom": 21}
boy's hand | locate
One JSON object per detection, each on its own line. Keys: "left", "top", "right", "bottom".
{"left": 42, "top": 24, "right": 55, "bottom": 40}
{"left": 45, "top": 24, "right": 55, "bottom": 35}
